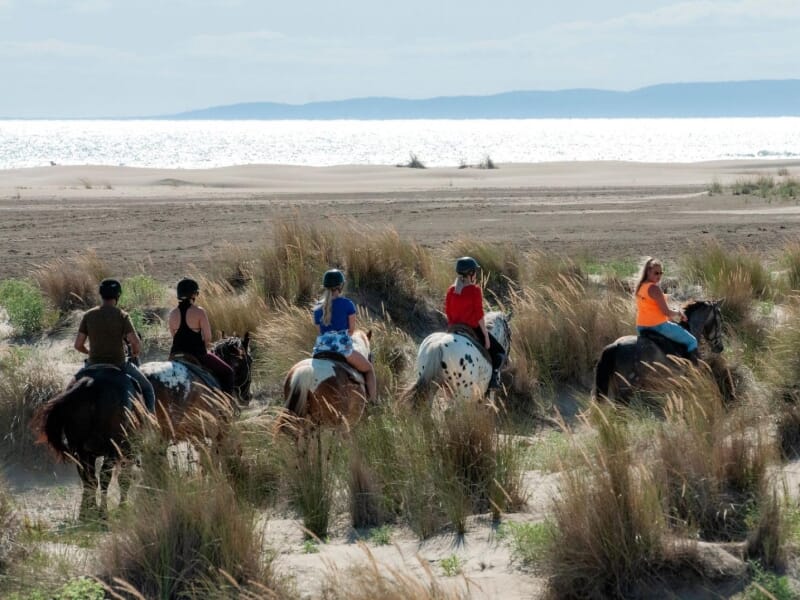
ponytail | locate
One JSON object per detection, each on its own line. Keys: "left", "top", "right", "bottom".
{"left": 320, "top": 288, "right": 334, "bottom": 327}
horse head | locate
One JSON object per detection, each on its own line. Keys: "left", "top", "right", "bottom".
{"left": 684, "top": 300, "right": 724, "bottom": 353}
{"left": 212, "top": 332, "right": 253, "bottom": 404}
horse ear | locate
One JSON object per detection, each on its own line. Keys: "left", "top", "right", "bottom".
{"left": 715, "top": 298, "right": 725, "bottom": 308}
{"left": 243, "top": 331, "right": 250, "bottom": 349}
{"left": 366, "top": 329, "right": 373, "bottom": 341}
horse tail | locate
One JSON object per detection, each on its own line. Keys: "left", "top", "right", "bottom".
{"left": 403, "top": 337, "right": 443, "bottom": 407}
{"left": 33, "top": 379, "right": 89, "bottom": 459}
{"left": 284, "top": 361, "right": 315, "bottom": 417}
{"left": 593, "top": 344, "right": 617, "bottom": 402}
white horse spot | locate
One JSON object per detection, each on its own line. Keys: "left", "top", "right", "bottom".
{"left": 141, "top": 361, "right": 192, "bottom": 393}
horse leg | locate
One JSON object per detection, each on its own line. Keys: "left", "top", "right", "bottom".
{"left": 117, "top": 457, "right": 134, "bottom": 508}
{"left": 98, "top": 455, "right": 115, "bottom": 520}
{"left": 77, "top": 455, "right": 99, "bottom": 521}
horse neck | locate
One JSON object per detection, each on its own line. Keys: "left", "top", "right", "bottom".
{"left": 686, "top": 304, "right": 709, "bottom": 339}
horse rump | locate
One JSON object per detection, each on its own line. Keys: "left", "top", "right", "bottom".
{"left": 402, "top": 336, "right": 444, "bottom": 407}
{"left": 33, "top": 377, "right": 92, "bottom": 459}
{"left": 592, "top": 343, "right": 617, "bottom": 401}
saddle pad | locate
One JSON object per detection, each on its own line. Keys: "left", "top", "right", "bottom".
{"left": 446, "top": 324, "right": 492, "bottom": 363}
{"left": 639, "top": 329, "right": 689, "bottom": 358}
{"left": 171, "top": 357, "right": 220, "bottom": 390}
{"left": 310, "top": 353, "right": 365, "bottom": 384}
{"left": 312, "top": 350, "right": 348, "bottom": 363}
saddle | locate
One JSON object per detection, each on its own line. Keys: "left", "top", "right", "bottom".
{"left": 311, "top": 351, "right": 365, "bottom": 384}
{"left": 638, "top": 329, "right": 691, "bottom": 360}
{"left": 169, "top": 353, "right": 220, "bottom": 390}
{"left": 74, "top": 363, "right": 139, "bottom": 408}
{"left": 446, "top": 324, "right": 492, "bottom": 364}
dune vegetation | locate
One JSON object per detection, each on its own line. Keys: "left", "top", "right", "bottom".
{"left": 2, "top": 219, "right": 800, "bottom": 598}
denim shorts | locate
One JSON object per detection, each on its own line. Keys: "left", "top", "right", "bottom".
{"left": 313, "top": 330, "right": 353, "bottom": 357}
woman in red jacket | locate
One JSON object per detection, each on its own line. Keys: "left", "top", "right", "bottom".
{"left": 445, "top": 256, "right": 505, "bottom": 389}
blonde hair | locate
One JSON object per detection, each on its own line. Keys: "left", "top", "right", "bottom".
{"left": 453, "top": 274, "right": 472, "bottom": 295}
{"left": 319, "top": 286, "right": 344, "bottom": 327}
{"left": 634, "top": 256, "right": 662, "bottom": 296}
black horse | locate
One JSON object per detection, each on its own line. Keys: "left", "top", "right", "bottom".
{"left": 593, "top": 300, "right": 724, "bottom": 402}
{"left": 34, "top": 367, "right": 144, "bottom": 520}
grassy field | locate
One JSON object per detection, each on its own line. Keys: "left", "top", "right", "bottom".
{"left": 2, "top": 218, "right": 800, "bottom": 598}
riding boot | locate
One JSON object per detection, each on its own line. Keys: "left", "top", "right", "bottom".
{"left": 489, "top": 370, "right": 502, "bottom": 390}
{"left": 687, "top": 350, "right": 699, "bottom": 366}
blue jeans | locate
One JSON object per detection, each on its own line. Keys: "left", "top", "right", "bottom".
{"left": 123, "top": 362, "right": 156, "bottom": 413}
{"left": 637, "top": 322, "right": 698, "bottom": 352}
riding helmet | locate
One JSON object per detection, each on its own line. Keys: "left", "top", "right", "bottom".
{"left": 455, "top": 256, "right": 480, "bottom": 275}
{"left": 322, "top": 269, "right": 345, "bottom": 289}
{"left": 98, "top": 278, "right": 122, "bottom": 299}
{"left": 176, "top": 277, "right": 200, "bottom": 299}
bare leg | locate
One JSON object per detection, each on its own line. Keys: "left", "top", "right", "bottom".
{"left": 346, "top": 351, "right": 376, "bottom": 402}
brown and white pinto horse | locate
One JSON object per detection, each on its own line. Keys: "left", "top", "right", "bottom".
{"left": 282, "top": 330, "right": 372, "bottom": 429}
{"left": 140, "top": 334, "right": 253, "bottom": 443}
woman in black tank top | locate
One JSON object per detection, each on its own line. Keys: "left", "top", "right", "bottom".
{"left": 170, "top": 300, "right": 206, "bottom": 358}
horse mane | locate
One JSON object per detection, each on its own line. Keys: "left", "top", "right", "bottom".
{"left": 682, "top": 299, "right": 711, "bottom": 315}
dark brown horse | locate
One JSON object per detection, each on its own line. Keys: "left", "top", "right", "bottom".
{"left": 282, "top": 330, "right": 372, "bottom": 430}
{"left": 35, "top": 335, "right": 253, "bottom": 520}
{"left": 140, "top": 334, "right": 253, "bottom": 443}
{"left": 593, "top": 300, "right": 724, "bottom": 402}
{"left": 34, "top": 367, "right": 144, "bottom": 520}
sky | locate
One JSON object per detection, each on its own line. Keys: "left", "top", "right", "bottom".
{"left": 1, "top": 0, "right": 799, "bottom": 118}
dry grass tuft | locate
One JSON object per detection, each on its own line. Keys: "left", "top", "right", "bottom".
{"left": 0, "top": 476, "right": 20, "bottom": 575}
{"left": 101, "top": 460, "right": 290, "bottom": 599}
{"left": 0, "top": 347, "right": 63, "bottom": 463}
{"left": 322, "top": 543, "right": 471, "bottom": 600}
{"left": 196, "top": 277, "right": 268, "bottom": 338}
{"left": 31, "top": 251, "right": 110, "bottom": 313}
{"left": 657, "top": 370, "right": 775, "bottom": 542}
{"left": 507, "top": 277, "right": 633, "bottom": 395}
{"left": 255, "top": 219, "right": 337, "bottom": 306}
{"left": 547, "top": 404, "right": 690, "bottom": 597}
{"left": 253, "top": 300, "right": 318, "bottom": 391}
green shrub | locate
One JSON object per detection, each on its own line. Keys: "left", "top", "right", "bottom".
{"left": 0, "top": 279, "right": 48, "bottom": 336}
{"left": 499, "top": 521, "right": 554, "bottom": 566}
{"left": 119, "top": 274, "right": 165, "bottom": 309}
{"left": 744, "top": 560, "right": 795, "bottom": 600}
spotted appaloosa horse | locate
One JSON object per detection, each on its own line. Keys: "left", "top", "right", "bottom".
{"left": 140, "top": 334, "right": 253, "bottom": 443}
{"left": 282, "top": 330, "right": 372, "bottom": 429}
{"left": 593, "top": 300, "right": 724, "bottom": 402}
{"left": 404, "top": 311, "right": 512, "bottom": 407}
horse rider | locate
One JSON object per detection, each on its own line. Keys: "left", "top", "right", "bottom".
{"left": 312, "top": 269, "right": 377, "bottom": 403}
{"left": 73, "top": 278, "right": 156, "bottom": 413}
{"left": 445, "top": 256, "right": 506, "bottom": 389}
{"left": 168, "top": 278, "right": 235, "bottom": 395}
{"left": 635, "top": 257, "right": 698, "bottom": 364}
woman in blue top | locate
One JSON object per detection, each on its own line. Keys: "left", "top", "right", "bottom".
{"left": 312, "top": 269, "right": 376, "bottom": 402}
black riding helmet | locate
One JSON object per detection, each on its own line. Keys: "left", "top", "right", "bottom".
{"left": 99, "top": 278, "right": 122, "bottom": 300}
{"left": 455, "top": 256, "right": 480, "bottom": 275}
{"left": 323, "top": 269, "right": 345, "bottom": 289}
{"left": 176, "top": 277, "right": 200, "bottom": 300}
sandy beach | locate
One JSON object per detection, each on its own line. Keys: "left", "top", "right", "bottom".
{"left": 2, "top": 159, "right": 799, "bottom": 281}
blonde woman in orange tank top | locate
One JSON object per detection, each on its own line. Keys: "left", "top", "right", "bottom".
{"left": 634, "top": 257, "right": 698, "bottom": 356}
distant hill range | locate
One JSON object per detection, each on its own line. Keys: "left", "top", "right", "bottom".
{"left": 163, "top": 79, "right": 800, "bottom": 119}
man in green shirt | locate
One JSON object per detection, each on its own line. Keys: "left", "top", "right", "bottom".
{"left": 74, "top": 278, "right": 156, "bottom": 413}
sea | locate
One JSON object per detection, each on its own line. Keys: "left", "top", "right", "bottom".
{"left": 1, "top": 117, "right": 799, "bottom": 170}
